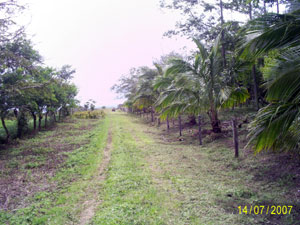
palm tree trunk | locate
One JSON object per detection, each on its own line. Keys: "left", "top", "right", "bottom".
{"left": 179, "top": 115, "right": 182, "bottom": 136}
{"left": 151, "top": 108, "right": 154, "bottom": 122}
{"left": 198, "top": 115, "right": 202, "bottom": 145}
{"left": 1, "top": 115, "right": 9, "bottom": 142}
{"left": 219, "top": 0, "right": 226, "bottom": 67}
{"left": 210, "top": 107, "right": 221, "bottom": 133}
{"left": 209, "top": 63, "right": 221, "bottom": 133}
{"left": 167, "top": 115, "right": 170, "bottom": 131}
{"left": 252, "top": 65, "right": 259, "bottom": 110}
{"left": 276, "top": 0, "right": 279, "bottom": 14}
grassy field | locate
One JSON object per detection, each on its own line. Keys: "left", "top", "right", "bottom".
{"left": 0, "top": 112, "right": 299, "bottom": 224}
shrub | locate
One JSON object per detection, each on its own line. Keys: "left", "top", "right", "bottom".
{"left": 73, "top": 110, "right": 105, "bottom": 119}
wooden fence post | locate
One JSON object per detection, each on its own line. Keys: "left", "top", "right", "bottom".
{"left": 232, "top": 117, "right": 239, "bottom": 158}
{"left": 179, "top": 115, "right": 182, "bottom": 136}
{"left": 151, "top": 109, "right": 154, "bottom": 122}
{"left": 198, "top": 115, "right": 202, "bottom": 145}
{"left": 167, "top": 115, "right": 170, "bottom": 131}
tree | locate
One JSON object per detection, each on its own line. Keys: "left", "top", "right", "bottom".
{"left": 112, "top": 68, "right": 143, "bottom": 113}
{"left": 133, "top": 67, "right": 159, "bottom": 122}
{"left": 157, "top": 35, "right": 225, "bottom": 133}
{"left": 0, "top": 0, "right": 25, "bottom": 45}
{"left": 83, "top": 99, "right": 96, "bottom": 111}
{"left": 0, "top": 4, "right": 79, "bottom": 142}
{"left": 243, "top": 7, "right": 300, "bottom": 152}
{"left": 155, "top": 68, "right": 206, "bottom": 138}
{"left": 90, "top": 102, "right": 95, "bottom": 111}
{"left": 160, "top": 0, "right": 265, "bottom": 111}
{"left": 0, "top": 38, "right": 42, "bottom": 139}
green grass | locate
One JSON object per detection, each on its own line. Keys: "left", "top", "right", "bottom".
{"left": 0, "top": 118, "right": 51, "bottom": 142}
{"left": 1, "top": 112, "right": 299, "bottom": 224}
{"left": 0, "top": 117, "right": 109, "bottom": 225}
{"left": 91, "top": 114, "right": 168, "bottom": 225}
{"left": 0, "top": 119, "right": 17, "bottom": 140}
{"left": 93, "top": 112, "right": 299, "bottom": 225}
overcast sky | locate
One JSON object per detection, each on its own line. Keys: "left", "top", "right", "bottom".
{"left": 20, "top": 0, "right": 194, "bottom": 107}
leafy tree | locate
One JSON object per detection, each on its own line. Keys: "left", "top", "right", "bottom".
{"left": 84, "top": 102, "right": 89, "bottom": 111}
{"left": 54, "top": 65, "right": 77, "bottom": 118}
{"left": 112, "top": 68, "right": 142, "bottom": 113}
{"left": 0, "top": 3, "right": 79, "bottom": 142}
{"left": 0, "top": 38, "right": 42, "bottom": 139}
{"left": 0, "top": 0, "right": 25, "bottom": 44}
{"left": 83, "top": 99, "right": 96, "bottom": 111}
{"left": 89, "top": 99, "right": 96, "bottom": 111}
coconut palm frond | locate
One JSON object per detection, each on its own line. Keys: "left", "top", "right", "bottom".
{"left": 153, "top": 63, "right": 163, "bottom": 75}
{"left": 193, "top": 38, "right": 208, "bottom": 61}
{"left": 265, "top": 58, "right": 300, "bottom": 102}
{"left": 165, "top": 59, "right": 196, "bottom": 76}
{"left": 241, "top": 11, "right": 300, "bottom": 59}
{"left": 248, "top": 102, "right": 300, "bottom": 153}
{"left": 220, "top": 87, "right": 250, "bottom": 108}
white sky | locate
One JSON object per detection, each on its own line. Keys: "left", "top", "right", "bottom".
{"left": 20, "top": 0, "right": 194, "bottom": 107}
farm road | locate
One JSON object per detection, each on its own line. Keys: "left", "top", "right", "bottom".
{"left": 82, "top": 112, "right": 268, "bottom": 225}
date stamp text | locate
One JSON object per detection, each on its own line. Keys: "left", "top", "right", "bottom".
{"left": 238, "top": 205, "right": 293, "bottom": 215}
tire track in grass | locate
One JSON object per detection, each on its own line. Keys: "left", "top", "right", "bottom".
{"left": 78, "top": 128, "right": 112, "bottom": 225}
{"left": 91, "top": 113, "right": 169, "bottom": 224}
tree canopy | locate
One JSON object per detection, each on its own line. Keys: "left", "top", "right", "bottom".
{"left": 0, "top": 1, "right": 79, "bottom": 142}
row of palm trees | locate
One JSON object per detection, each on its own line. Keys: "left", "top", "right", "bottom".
{"left": 125, "top": 34, "right": 249, "bottom": 145}
{"left": 116, "top": 5, "right": 300, "bottom": 153}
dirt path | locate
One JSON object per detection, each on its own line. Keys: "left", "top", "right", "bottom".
{"left": 78, "top": 129, "right": 113, "bottom": 225}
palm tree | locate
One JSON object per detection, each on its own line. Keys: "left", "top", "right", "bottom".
{"left": 157, "top": 35, "right": 224, "bottom": 133}
{"left": 155, "top": 70, "right": 208, "bottom": 142}
{"left": 133, "top": 67, "right": 159, "bottom": 122}
{"left": 243, "top": 9, "right": 300, "bottom": 152}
